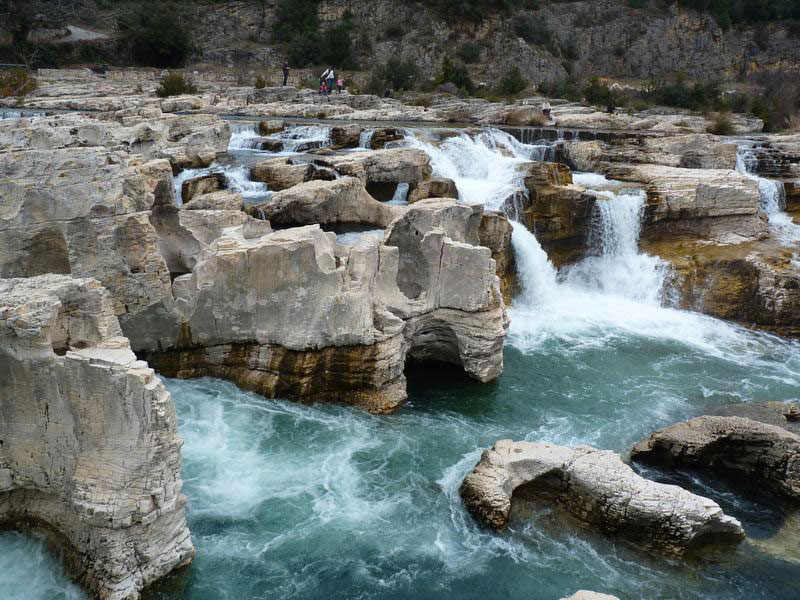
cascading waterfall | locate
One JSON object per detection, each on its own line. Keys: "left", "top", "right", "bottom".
{"left": 277, "top": 125, "right": 331, "bottom": 153}
{"left": 358, "top": 129, "right": 374, "bottom": 149}
{"left": 173, "top": 164, "right": 270, "bottom": 206}
{"left": 228, "top": 122, "right": 262, "bottom": 151}
{"left": 736, "top": 144, "right": 799, "bottom": 244}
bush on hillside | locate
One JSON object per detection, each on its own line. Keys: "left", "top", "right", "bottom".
{"left": 255, "top": 75, "right": 266, "bottom": 89}
{"left": 367, "top": 57, "right": 420, "bottom": 94}
{"left": 436, "top": 57, "right": 475, "bottom": 95}
{"left": 121, "top": 2, "right": 192, "bottom": 68}
{"left": 155, "top": 72, "right": 197, "bottom": 98}
{"left": 515, "top": 16, "right": 552, "bottom": 47}
{"left": 497, "top": 66, "right": 527, "bottom": 96}
{"left": 457, "top": 43, "right": 482, "bottom": 64}
{"left": 0, "top": 68, "right": 37, "bottom": 98}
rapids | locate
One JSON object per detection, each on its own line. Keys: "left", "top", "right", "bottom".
{"left": 4, "top": 124, "right": 800, "bottom": 600}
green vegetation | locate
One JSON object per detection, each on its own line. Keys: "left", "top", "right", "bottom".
{"left": 155, "top": 72, "right": 197, "bottom": 97}
{"left": 436, "top": 57, "right": 475, "bottom": 95}
{"left": 498, "top": 66, "right": 527, "bottom": 95}
{"left": 676, "top": 0, "right": 800, "bottom": 30}
{"left": 272, "top": 0, "right": 357, "bottom": 69}
{"left": 120, "top": 2, "right": 192, "bottom": 68}
{"left": 457, "top": 43, "right": 482, "bottom": 64}
{"left": 366, "top": 57, "right": 420, "bottom": 94}
{"left": 254, "top": 75, "right": 266, "bottom": 89}
{"left": 0, "top": 68, "right": 36, "bottom": 98}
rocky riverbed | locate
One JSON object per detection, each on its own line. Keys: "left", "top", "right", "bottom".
{"left": 1, "top": 70, "right": 799, "bottom": 600}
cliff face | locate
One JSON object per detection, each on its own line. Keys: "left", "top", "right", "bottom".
{"left": 183, "top": 0, "right": 799, "bottom": 82}
{"left": 0, "top": 275, "right": 193, "bottom": 600}
{"left": 12, "top": 1, "right": 800, "bottom": 83}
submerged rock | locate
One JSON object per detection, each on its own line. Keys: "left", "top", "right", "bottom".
{"left": 560, "top": 592, "right": 621, "bottom": 600}
{"left": 460, "top": 440, "right": 744, "bottom": 556}
{"left": 631, "top": 415, "right": 800, "bottom": 501}
{"left": 0, "top": 275, "right": 193, "bottom": 600}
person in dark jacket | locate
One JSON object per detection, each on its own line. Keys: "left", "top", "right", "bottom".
{"left": 282, "top": 62, "right": 289, "bottom": 86}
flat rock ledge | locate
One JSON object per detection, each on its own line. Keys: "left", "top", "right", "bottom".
{"left": 0, "top": 275, "right": 193, "bottom": 600}
{"left": 560, "top": 592, "right": 620, "bottom": 600}
{"left": 460, "top": 440, "right": 744, "bottom": 556}
{"left": 631, "top": 415, "right": 800, "bottom": 501}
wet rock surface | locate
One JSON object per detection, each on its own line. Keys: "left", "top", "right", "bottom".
{"left": 461, "top": 440, "right": 745, "bottom": 556}
{"left": 631, "top": 415, "right": 800, "bottom": 501}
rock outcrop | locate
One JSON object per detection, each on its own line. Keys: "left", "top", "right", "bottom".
{"left": 460, "top": 440, "right": 744, "bottom": 556}
{"left": 631, "top": 416, "right": 800, "bottom": 501}
{"left": 328, "top": 148, "right": 432, "bottom": 200}
{"left": 408, "top": 177, "right": 459, "bottom": 204}
{"left": 0, "top": 275, "right": 193, "bottom": 600}
{"left": 560, "top": 592, "right": 620, "bottom": 600}
{"left": 253, "top": 177, "right": 399, "bottom": 228}
{"left": 604, "top": 164, "right": 766, "bottom": 243}
{"left": 147, "top": 199, "right": 508, "bottom": 413}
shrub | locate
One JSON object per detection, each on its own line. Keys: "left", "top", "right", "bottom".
{"left": 498, "top": 66, "right": 527, "bottom": 96}
{"left": 155, "top": 72, "right": 197, "bottom": 98}
{"left": 785, "top": 114, "right": 800, "bottom": 132}
{"left": 255, "top": 75, "right": 266, "bottom": 89}
{"left": 753, "top": 23, "right": 770, "bottom": 51}
{"left": 515, "top": 16, "right": 552, "bottom": 46}
{"left": 384, "top": 24, "right": 404, "bottom": 39}
{"left": 272, "top": 0, "right": 319, "bottom": 43}
{"left": 121, "top": 2, "right": 192, "bottom": 68}
{"left": 538, "top": 78, "right": 581, "bottom": 101}
{"left": 368, "top": 57, "right": 421, "bottom": 93}
{"left": 408, "top": 94, "right": 435, "bottom": 107}
{"left": 436, "top": 57, "right": 475, "bottom": 95}
{"left": 583, "top": 77, "right": 615, "bottom": 107}
{"left": 457, "top": 42, "right": 481, "bottom": 64}
{"left": 0, "top": 68, "right": 37, "bottom": 98}
{"left": 706, "top": 111, "right": 735, "bottom": 135}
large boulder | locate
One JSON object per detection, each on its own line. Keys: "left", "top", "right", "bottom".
{"left": 182, "top": 190, "right": 244, "bottom": 211}
{"left": 460, "top": 440, "right": 744, "bottom": 556}
{"left": 479, "top": 210, "right": 515, "bottom": 304}
{"left": 181, "top": 172, "right": 227, "bottom": 203}
{"left": 253, "top": 177, "right": 399, "bottom": 228}
{"left": 408, "top": 176, "right": 459, "bottom": 204}
{"left": 329, "top": 148, "right": 433, "bottom": 200}
{"left": 631, "top": 415, "right": 800, "bottom": 501}
{"left": 0, "top": 275, "right": 193, "bottom": 600}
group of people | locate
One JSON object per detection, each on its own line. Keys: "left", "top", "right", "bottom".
{"left": 318, "top": 67, "right": 344, "bottom": 95}
{"left": 279, "top": 63, "right": 345, "bottom": 94}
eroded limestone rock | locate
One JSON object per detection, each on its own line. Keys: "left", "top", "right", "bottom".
{"left": 408, "top": 177, "right": 459, "bottom": 204}
{"left": 0, "top": 275, "right": 193, "bottom": 600}
{"left": 253, "top": 177, "right": 399, "bottom": 228}
{"left": 631, "top": 416, "right": 800, "bottom": 501}
{"left": 460, "top": 440, "right": 744, "bottom": 556}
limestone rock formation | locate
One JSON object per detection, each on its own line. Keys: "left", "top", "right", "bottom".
{"left": 253, "top": 177, "right": 399, "bottom": 228}
{"left": 631, "top": 416, "right": 800, "bottom": 501}
{"left": 460, "top": 440, "right": 744, "bottom": 556}
{"left": 478, "top": 210, "right": 515, "bottom": 304}
{"left": 250, "top": 157, "right": 335, "bottom": 191}
{"left": 181, "top": 172, "right": 227, "bottom": 203}
{"left": 148, "top": 199, "right": 508, "bottom": 413}
{"left": 328, "top": 148, "right": 433, "bottom": 200}
{"left": 183, "top": 190, "right": 244, "bottom": 211}
{"left": 408, "top": 177, "right": 459, "bottom": 204}
{"left": 604, "top": 164, "right": 767, "bottom": 243}
{"left": 0, "top": 275, "right": 193, "bottom": 600}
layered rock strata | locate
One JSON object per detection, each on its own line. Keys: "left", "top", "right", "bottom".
{"left": 0, "top": 275, "right": 193, "bottom": 599}
{"left": 147, "top": 199, "right": 507, "bottom": 413}
{"left": 460, "top": 440, "right": 744, "bottom": 556}
{"left": 631, "top": 416, "right": 800, "bottom": 501}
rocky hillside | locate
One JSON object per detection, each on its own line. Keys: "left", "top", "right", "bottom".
{"left": 5, "top": 0, "right": 800, "bottom": 86}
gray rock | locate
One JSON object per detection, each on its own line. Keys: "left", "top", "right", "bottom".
{"left": 0, "top": 275, "right": 193, "bottom": 600}
{"left": 181, "top": 172, "right": 228, "bottom": 203}
{"left": 461, "top": 440, "right": 744, "bottom": 556}
{"left": 631, "top": 415, "right": 800, "bottom": 501}
{"left": 183, "top": 190, "right": 244, "bottom": 211}
{"left": 408, "top": 177, "right": 459, "bottom": 204}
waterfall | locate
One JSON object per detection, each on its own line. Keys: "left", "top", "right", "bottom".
{"left": 228, "top": 122, "right": 262, "bottom": 151}
{"left": 358, "top": 129, "right": 374, "bottom": 149}
{"left": 511, "top": 221, "right": 559, "bottom": 305}
{"left": 277, "top": 125, "right": 331, "bottom": 153}
{"left": 736, "top": 144, "right": 799, "bottom": 244}
{"left": 387, "top": 182, "right": 409, "bottom": 205}
{"left": 173, "top": 164, "right": 270, "bottom": 206}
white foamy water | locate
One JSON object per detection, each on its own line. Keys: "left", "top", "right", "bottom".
{"left": 228, "top": 123, "right": 262, "bottom": 151}
{"left": 358, "top": 129, "right": 374, "bottom": 149}
{"left": 736, "top": 144, "right": 800, "bottom": 244}
{"left": 173, "top": 164, "right": 270, "bottom": 206}
{"left": 406, "top": 129, "right": 539, "bottom": 209}
{"left": 0, "top": 532, "right": 84, "bottom": 600}
{"left": 276, "top": 125, "right": 331, "bottom": 153}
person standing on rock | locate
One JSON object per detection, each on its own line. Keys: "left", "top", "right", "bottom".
{"left": 336, "top": 73, "right": 344, "bottom": 94}
{"left": 326, "top": 67, "right": 335, "bottom": 96}
{"left": 282, "top": 62, "right": 289, "bottom": 86}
